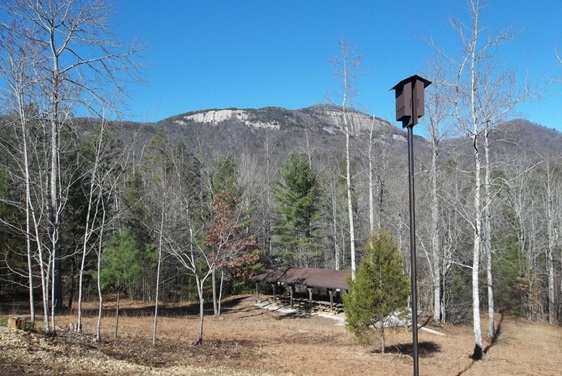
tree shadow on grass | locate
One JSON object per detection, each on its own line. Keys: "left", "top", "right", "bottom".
{"left": 371, "top": 341, "right": 441, "bottom": 357}
{"left": 483, "top": 312, "right": 504, "bottom": 353}
{"left": 74, "top": 296, "right": 251, "bottom": 318}
{"left": 455, "top": 313, "right": 505, "bottom": 376}
{"left": 274, "top": 310, "right": 312, "bottom": 320}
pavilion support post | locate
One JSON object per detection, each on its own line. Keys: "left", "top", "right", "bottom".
{"left": 256, "top": 282, "right": 260, "bottom": 302}
{"left": 289, "top": 285, "right": 294, "bottom": 308}
{"left": 328, "top": 289, "right": 335, "bottom": 313}
{"left": 271, "top": 283, "right": 276, "bottom": 305}
{"left": 308, "top": 288, "right": 313, "bottom": 311}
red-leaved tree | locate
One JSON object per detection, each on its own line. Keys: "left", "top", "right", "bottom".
{"left": 204, "top": 191, "right": 260, "bottom": 316}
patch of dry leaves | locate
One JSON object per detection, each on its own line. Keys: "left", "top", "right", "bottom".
{"left": 1, "top": 296, "right": 561, "bottom": 376}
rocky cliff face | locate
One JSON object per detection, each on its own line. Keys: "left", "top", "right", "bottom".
{"left": 167, "top": 105, "right": 402, "bottom": 138}
{"left": 177, "top": 109, "right": 281, "bottom": 130}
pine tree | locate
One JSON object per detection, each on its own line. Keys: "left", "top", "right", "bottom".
{"left": 343, "top": 229, "right": 409, "bottom": 352}
{"left": 273, "top": 151, "right": 322, "bottom": 267}
{"left": 100, "top": 230, "right": 154, "bottom": 338}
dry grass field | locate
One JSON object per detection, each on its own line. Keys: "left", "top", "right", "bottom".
{"left": 1, "top": 295, "right": 561, "bottom": 375}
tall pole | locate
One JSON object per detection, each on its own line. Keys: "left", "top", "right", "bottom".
{"left": 390, "top": 75, "right": 430, "bottom": 376}
{"left": 406, "top": 124, "right": 419, "bottom": 376}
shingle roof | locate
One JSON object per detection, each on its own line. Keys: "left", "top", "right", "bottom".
{"left": 252, "top": 267, "right": 349, "bottom": 290}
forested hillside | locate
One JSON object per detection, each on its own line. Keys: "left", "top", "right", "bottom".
{"left": 2, "top": 104, "right": 561, "bottom": 330}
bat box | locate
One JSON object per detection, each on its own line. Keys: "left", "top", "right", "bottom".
{"left": 390, "top": 75, "right": 431, "bottom": 127}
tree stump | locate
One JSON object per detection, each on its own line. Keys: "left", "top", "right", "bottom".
{"left": 7, "top": 316, "right": 17, "bottom": 331}
{"left": 7, "top": 316, "right": 27, "bottom": 331}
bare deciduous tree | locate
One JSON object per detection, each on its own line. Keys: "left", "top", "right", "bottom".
{"left": 0, "top": 24, "right": 44, "bottom": 325}
{"left": 1, "top": 0, "right": 140, "bottom": 333}
{"left": 331, "top": 37, "right": 362, "bottom": 279}
{"left": 429, "top": 0, "right": 530, "bottom": 358}
{"left": 76, "top": 118, "right": 125, "bottom": 334}
{"left": 422, "top": 57, "right": 455, "bottom": 322}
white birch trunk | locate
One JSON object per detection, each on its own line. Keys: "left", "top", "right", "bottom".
{"left": 470, "top": 34, "right": 483, "bottom": 356}
{"left": 153, "top": 212, "right": 164, "bottom": 345}
{"left": 334, "top": 38, "right": 360, "bottom": 279}
{"left": 341, "top": 66, "right": 355, "bottom": 280}
{"left": 484, "top": 129, "right": 495, "bottom": 339}
{"left": 345, "top": 125, "right": 356, "bottom": 279}
{"left": 49, "top": 33, "right": 62, "bottom": 320}
{"left": 95, "top": 200, "right": 107, "bottom": 342}
{"left": 19, "top": 102, "right": 35, "bottom": 323}
{"left": 212, "top": 269, "right": 218, "bottom": 316}
{"left": 431, "top": 132, "right": 441, "bottom": 322}
{"left": 50, "top": 248, "right": 57, "bottom": 332}
{"left": 546, "top": 162, "right": 557, "bottom": 324}
{"left": 368, "top": 121, "right": 375, "bottom": 232}
{"left": 77, "top": 126, "right": 106, "bottom": 333}
{"left": 218, "top": 269, "right": 224, "bottom": 317}
{"left": 333, "top": 183, "right": 340, "bottom": 270}
{"left": 114, "top": 290, "right": 120, "bottom": 339}
{"left": 472, "top": 137, "right": 483, "bottom": 358}
{"left": 196, "top": 276, "right": 205, "bottom": 345}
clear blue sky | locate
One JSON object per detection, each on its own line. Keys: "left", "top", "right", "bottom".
{"left": 112, "top": 0, "right": 562, "bottom": 131}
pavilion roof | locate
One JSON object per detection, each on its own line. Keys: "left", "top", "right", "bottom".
{"left": 252, "top": 267, "right": 349, "bottom": 290}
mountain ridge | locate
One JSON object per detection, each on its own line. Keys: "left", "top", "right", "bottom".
{"left": 156, "top": 105, "right": 401, "bottom": 137}
{"left": 71, "top": 105, "right": 562, "bottom": 166}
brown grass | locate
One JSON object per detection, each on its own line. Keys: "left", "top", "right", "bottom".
{"left": 2, "top": 295, "right": 561, "bottom": 375}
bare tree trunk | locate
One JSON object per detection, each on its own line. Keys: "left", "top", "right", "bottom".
{"left": 218, "top": 269, "right": 224, "bottom": 317}
{"left": 368, "top": 120, "right": 375, "bottom": 232}
{"left": 95, "top": 210, "right": 106, "bottom": 342}
{"left": 25, "top": 211, "right": 35, "bottom": 323}
{"left": 431, "top": 136, "right": 441, "bottom": 322}
{"left": 345, "top": 126, "right": 356, "bottom": 279}
{"left": 48, "top": 102, "right": 60, "bottom": 332}
{"left": 114, "top": 290, "right": 120, "bottom": 339}
{"left": 49, "top": 36, "right": 63, "bottom": 318}
{"left": 469, "top": 30, "right": 484, "bottom": 354}
{"left": 21, "top": 109, "right": 35, "bottom": 323}
{"left": 423, "top": 58, "right": 452, "bottom": 324}
{"left": 77, "top": 125, "right": 106, "bottom": 333}
{"left": 545, "top": 161, "right": 557, "bottom": 325}
{"left": 265, "top": 131, "right": 273, "bottom": 258}
{"left": 483, "top": 128, "right": 495, "bottom": 339}
{"left": 547, "top": 215, "right": 556, "bottom": 324}
{"left": 472, "top": 137, "right": 483, "bottom": 359}
{"left": 35, "top": 220, "right": 50, "bottom": 333}
{"left": 378, "top": 176, "right": 385, "bottom": 230}
{"left": 333, "top": 185, "right": 340, "bottom": 270}
{"left": 380, "top": 317, "right": 386, "bottom": 354}
{"left": 334, "top": 38, "right": 361, "bottom": 280}
{"left": 558, "top": 254, "right": 562, "bottom": 321}
{"left": 212, "top": 269, "right": 218, "bottom": 316}
{"left": 153, "top": 212, "right": 164, "bottom": 345}
{"left": 96, "top": 257, "right": 103, "bottom": 342}
{"left": 195, "top": 278, "right": 205, "bottom": 345}
{"left": 50, "top": 247, "right": 57, "bottom": 332}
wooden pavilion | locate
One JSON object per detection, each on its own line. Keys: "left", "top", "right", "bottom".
{"left": 251, "top": 267, "right": 350, "bottom": 314}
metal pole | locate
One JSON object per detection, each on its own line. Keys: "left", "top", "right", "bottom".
{"left": 392, "top": 74, "right": 430, "bottom": 376}
{"left": 407, "top": 124, "right": 419, "bottom": 376}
